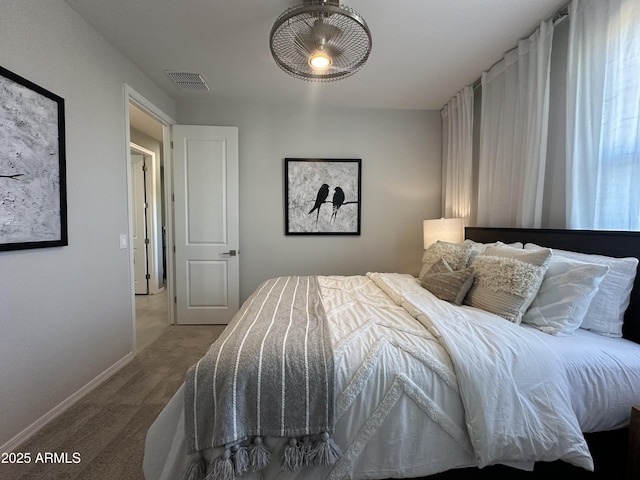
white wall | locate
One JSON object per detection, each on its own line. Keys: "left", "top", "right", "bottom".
{"left": 177, "top": 101, "right": 442, "bottom": 301}
{"left": 0, "top": 0, "right": 175, "bottom": 449}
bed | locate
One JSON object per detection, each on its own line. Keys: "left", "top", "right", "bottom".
{"left": 143, "top": 227, "right": 640, "bottom": 480}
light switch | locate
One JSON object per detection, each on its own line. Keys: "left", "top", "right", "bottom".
{"left": 119, "top": 234, "right": 128, "bottom": 249}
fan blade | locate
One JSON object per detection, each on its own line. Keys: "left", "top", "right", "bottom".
{"left": 323, "top": 44, "right": 344, "bottom": 60}
{"left": 293, "top": 19, "right": 343, "bottom": 53}
{"left": 293, "top": 31, "right": 316, "bottom": 56}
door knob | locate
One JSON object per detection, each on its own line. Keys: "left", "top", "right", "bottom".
{"left": 221, "top": 250, "right": 238, "bottom": 256}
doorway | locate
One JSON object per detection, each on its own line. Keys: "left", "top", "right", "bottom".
{"left": 124, "top": 86, "right": 240, "bottom": 336}
{"left": 130, "top": 146, "right": 150, "bottom": 295}
{"left": 126, "top": 92, "right": 173, "bottom": 352}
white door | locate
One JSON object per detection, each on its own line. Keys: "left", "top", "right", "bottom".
{"left": 172, "top": 125, "right": 239, "bottom": 324}
{"left": 131, "top": 153, "right": 149, "bottom": 295}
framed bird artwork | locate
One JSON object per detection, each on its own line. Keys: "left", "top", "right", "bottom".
{"left": 284, "top": 158, "right": 361, "bottom": 235}
{"left": 0, "top": 65, "right": 67, "bottom": 251}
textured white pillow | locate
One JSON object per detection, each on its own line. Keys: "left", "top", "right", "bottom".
{"left": 525, "top": 244, "right": 639, "bottom": 337}
{"left": 522, "top": 257, "right": 609, "bottom": 335}
{"left": 483, "top": 243, "right": 550, "bottom": 263}
{"left": 464, "top": 246, "right": 551, "bottom": 324}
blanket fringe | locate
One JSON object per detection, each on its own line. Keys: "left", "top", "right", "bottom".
{"left": 207, "top": 448, "right": 234, "bottom": 480}
{"left": 282, "top": 437, "right": 306, "bottom": 471}
{"left": 310, "top": 432, "right": 341, "bottom": 466}
{"left": 232, "top": 444, "right": 249, "bottom": 476}
{"left": 188, "top": 433, "right": 339, "bottom": 480}
{"left": 300, "top": 436, "right": 313, "bottom": 467}
{"left": 183, "top": 454, "right": 206, "bottom": 480}
{"left": 248, "top": 436, "right": 271, "bottom": 472}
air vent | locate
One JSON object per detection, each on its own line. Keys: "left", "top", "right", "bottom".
{"left": 164, "top": 71, "right": 211, "bottom": 91}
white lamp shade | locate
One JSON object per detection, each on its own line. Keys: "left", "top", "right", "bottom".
{"left": 423, "top": 218, "right": 464, "bottom": 249}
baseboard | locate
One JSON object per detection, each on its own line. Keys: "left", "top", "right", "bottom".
{"left": 0, "top": 351, "right": 135, "bottom": 453}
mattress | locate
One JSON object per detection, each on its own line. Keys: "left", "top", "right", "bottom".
{"left": 523, "top": 325, "right": 640, "bottom": 432}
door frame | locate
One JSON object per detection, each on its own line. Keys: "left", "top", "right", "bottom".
{"left": 124, "top": 85, "right": 176, "bottom": 352}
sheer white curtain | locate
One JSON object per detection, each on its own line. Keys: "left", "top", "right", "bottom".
{"left": 442, "top": 85, "right": 474, "bottom": 223}
{"left": 566, "top": 0, "right": 640, "bottom": 230}
{"left": 477, "top": 20, "right": 554, "bottom": 227}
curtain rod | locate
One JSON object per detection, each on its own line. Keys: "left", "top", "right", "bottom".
{"left": 552, "top": 4, "right": 569, "bottom": 23}
{"left": 471, "top": 2, "right": 569, "bottom": 91}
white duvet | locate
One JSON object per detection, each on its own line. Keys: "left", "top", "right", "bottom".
{"left": 144, "top": 273, "right": 594, "bottom": 480}
{"left": 371, "top": 273, "right": 593, "bottom": 471}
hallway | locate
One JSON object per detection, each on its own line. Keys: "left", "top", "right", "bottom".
{"left": 135, "top": 290, "right": 168, "bottom": 351}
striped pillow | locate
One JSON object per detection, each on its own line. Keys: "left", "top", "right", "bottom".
{"left": 419, "top": 241, "right": 472, "bottom": 280}
{"left": 421, "top": 259, "right": 476, "bottom": 305}
{"left": 426, "top": 257, "right": 455, "bottom": 274}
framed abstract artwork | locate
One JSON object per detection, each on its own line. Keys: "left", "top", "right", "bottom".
{"left": 0, "top": 65, "right": 67, "bottom": 251}
{"left": 285, "top": 158, "right": 361, "bottom": 235}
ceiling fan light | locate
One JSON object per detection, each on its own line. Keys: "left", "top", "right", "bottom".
{"left": 309, "top": 52, "right": 332, "bottom": 70}
{"left": 269, "top": 0, "right": 372, "bottom": 82}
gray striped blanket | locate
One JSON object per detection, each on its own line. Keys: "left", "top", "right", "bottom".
{"left": 183, "top": 276, "right": 338, "bottom": 480}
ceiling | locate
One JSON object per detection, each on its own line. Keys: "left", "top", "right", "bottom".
{"left": 65, "top": 0, "right": 567, "bottom": 111}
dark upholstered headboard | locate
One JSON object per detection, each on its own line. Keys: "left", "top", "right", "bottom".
{"left": 465, "top": 227, "right": 640, "bottom": 344}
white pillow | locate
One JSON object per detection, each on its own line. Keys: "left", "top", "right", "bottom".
{"left": 522, "top": 257, "right": 609, "bottom": 335}
{"left": 463, "top": 239, "right": 523, "bottom": 263}
{"left": 525, "top": 244, "right": 639, "bottom": 337}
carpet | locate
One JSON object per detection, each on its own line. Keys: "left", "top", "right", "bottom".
{"left": 0, "top": 325, "right": 224, "bottom": 480}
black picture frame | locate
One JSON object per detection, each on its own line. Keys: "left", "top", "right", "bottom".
{"left": 285, "top": 158, "right": 361, "bottom": 235}
{"left": 0, "top": 65, "right": 67, "bottom": 251}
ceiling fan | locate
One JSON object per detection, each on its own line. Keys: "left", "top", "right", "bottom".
{"left": 269, "top": 0, "right": 372, "bottom": 82}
